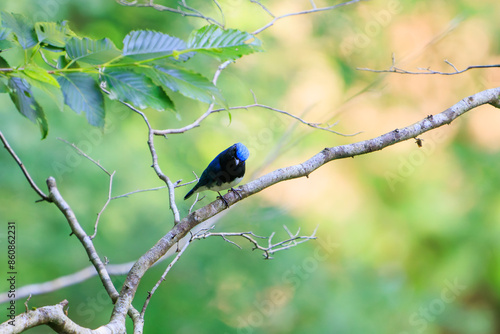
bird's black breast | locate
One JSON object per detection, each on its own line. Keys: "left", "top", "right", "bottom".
{"left": 212, "top": 147, "right": 245, "bottom": 186}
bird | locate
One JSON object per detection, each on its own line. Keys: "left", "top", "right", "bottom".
{"left": 184, "top": 143, "right": 249, "bottom": 206}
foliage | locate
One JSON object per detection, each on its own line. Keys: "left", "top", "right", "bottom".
{"left": 0, "top": 11, "right": 262, "bottom": 138}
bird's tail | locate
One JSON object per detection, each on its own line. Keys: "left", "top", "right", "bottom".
{"left": 184, "top": 187, "right": 196, "bottom": 200}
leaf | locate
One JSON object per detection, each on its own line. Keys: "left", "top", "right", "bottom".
{"left": 148, "top": 65, "right": 225, "bottom": 105}
{"left": 1, "top": 12, "right": 37, "bottom": 49}
{"left": 102, "top": 68, "right": 174, "bottom": 111}
{"left": 8, "top": 77, "right": 48, "bottom": 138}
{"left": 17, "top": 72, "right": 64, "bottom": 111}
{"left": 57, "top": 72, "right": 105, "bottom": 127}
{"left": 187, "top": 25, "right": 263, "bottom": 61}
{"left": 123, "top": 30, "right": 192, "bottom": 61}
{"left": 24, "top": 66, "right": 60, "bottom": 87}
{"left": 0, "top": 77, "right": 8, "bottom": 93}
{"left": 66, "top": 37, "right": 121, "bottom": 65}
{"left": 0, "top": 27, "right": 13, "bottom": 49}
{"left": 35, "top": 21, "right": 76, "bottom": 49}
{"left": 0, "top": 55, "right": 9, "bottom": 67}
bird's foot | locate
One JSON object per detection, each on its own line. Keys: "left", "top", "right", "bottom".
{"left": 229, "top": 187, "right": 243, "bottom": 200}
{"left": 217, "top": 191, "right": 230, "bottom": 208}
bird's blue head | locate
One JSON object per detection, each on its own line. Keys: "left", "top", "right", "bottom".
{"left": 235, "top": 143, "right": 250, "bottom": 162}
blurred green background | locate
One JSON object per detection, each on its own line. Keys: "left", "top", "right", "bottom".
{"left": 1, "top": 0, "right": 500, "bottom": 333}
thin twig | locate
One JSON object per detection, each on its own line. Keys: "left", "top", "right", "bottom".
{"left": 24, "top": 294, "right": 32, "bottom": 313}
{"left": 111, "top": 185, "right": 168, "bottom": 200}
{"left": 101, "top": 87, "right": 181, "bottom": 224}
{"left": 116, "top": 0, "right": 223, "bottom": 26}
{"left": 195, "top": 225, "right": 318, "bottom": 259}
{"left": 57, "top": 138, "right": 111, "bottom": 176}
{"left": 154, "top": 102, "right": 358, "bottom": 136}
{"left": 358, "top": 59, "right": 500, "bottom": 75}
{"left": 252, "top": 0, "right": 366, "bottom": 35}
{"left": 91, "top": 171, "right": 116, "bottom": 239}
{"left": 0, "top": 131, "right": 49, "bottom": 201}
{"left": 122, "top": 101, "right": 181, "bottom": 224}
{"left": 141, "top": 236, "right": 192, "bottom": 317}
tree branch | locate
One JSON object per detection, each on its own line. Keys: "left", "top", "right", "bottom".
{"left": 0, "top": 132, "right": 49, "bottom": 201}
{"left": 115, "top": 0, "right": 223, "bottom": 26}
{"left": 358, "top": 56, "right": 500, "bottom": 75}
{"left": 109, "top": 86, "right": 500, "bottom": 326}
{"left": 196, "top": 225, "right": 318, "bottom": 259}
{"left": 251, "top": 0, "right": 367, "bottom": 35}
{"left": 0, "top": 300, "right": 120, "bottom": 334}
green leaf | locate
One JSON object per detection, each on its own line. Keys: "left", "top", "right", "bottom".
{"left": 0, "top": 55, "right": 9, "bottom": 67}
{"left": 187, "top": 25, "right": 263, "bottom": 61}
{"left": 0, "top": 27, "right": 13, "bottom": 50}
{"left": 35, "top": 21, "right": 76, "bottom": 49}
{"left": 57, "top": 72, "right": 105, "bottom": 127}
{"left": 1, "top": 12, "right": 37, "bottom": 49}
{"left": 0, "top": 77, "right": 8, "bottom": 93}
{"left": 17, "top": 72, "right": 64, "bottom": 111}
{"left": 147, "top": 65, "right": 225, "bottom": 105}
{"left": 66, "top": 37, "right": 121, "bottom": 65}
{"left": 24, "top": 66, "right": 60, "bottom": 87}
{"left": 102, "top": 68, "right": 174, "bottom": 111}
{"left": 56, "top": 55, "right": 69, "bottom": 69}
{"left": 8, "top": 77, "right": 48, "bottom": 138}
{"left": 123, "top": 30, "right": 192, "bottom": 61}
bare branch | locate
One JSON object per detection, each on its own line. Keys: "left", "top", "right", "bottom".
{"left": 56, "top": 138, "right": 115, "bottom": 239}
{"left": 24, "top": 295, "right": 32, "bottom": 313}
{"left": 58, "top": 138, "right": 111, "bottom": 176}
{"left": 115, "top": 0, "right": 223, "bottom": 26}
{"left": 252, "top": 0, "right": 366, "bottom": 35}
{"left": 141, "top": 238, "right": 192, "bottom": 316}
{"left": 196, "top": 225, "right": 317, "bottom": 259}
{"left": 91, "top": 171, "right": 116, "bottom": 239}
{"left": 109, "top": 86, "right": 500, "bottom": 326}
{"left": 154, "top": 102, "right": 358, "bottom": 136}
{"left": 46, "top": 178, "right": 120, "bottom": 299}
{"left": 0, "top": 131, "right": 49, "bottom": 201}
{"left": 111, "top": 185, "right": 168, "bottom": 200}
{"left": 101, "top": 87, "right": 182, "bottom": 224}
{"left": 0, "top": 300, "right": 120, "bottom": 333}
{"left": 358, "top": 58, "right": 500, "bottom": 75}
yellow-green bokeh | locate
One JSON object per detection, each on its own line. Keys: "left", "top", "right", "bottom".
{"left": 1, "top": 1, "right": 500, "bottom": 333}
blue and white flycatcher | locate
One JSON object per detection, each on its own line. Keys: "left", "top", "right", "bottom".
{"left": 184, "top": 143, "right": 250, "bottom": 206}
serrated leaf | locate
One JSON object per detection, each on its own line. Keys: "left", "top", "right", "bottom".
{"left": 35, "top": 21, "right": 76, "bottom": 49}
{"left": 1, "top": 12, "right": 37, "bottom": 49}
{"left": 123, "top": 30, "right": 192, "bottom": 61}
{"left": 187, "top": 25, "right": 263, "bottom": 61}
{"left": 57, "top": 72, "right": 104, "bottom": 127}
{"left": 8, "top": 77, "right": 48, "bottom": 138}
{"left": 66, "top": 37, "right": 121, "bottom": 65}
{"left": 24, "top": 66, "right": 60, "bottom": 87}
{"left": 102, "top": 68, "right": 174, "bottom": 111}
{"left": 147, "top": 65, "right": 225, "bottom": 105}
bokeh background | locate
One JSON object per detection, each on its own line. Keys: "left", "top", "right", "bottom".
{"left": 1, "top": 0, "right": 500, "bottom": 333}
